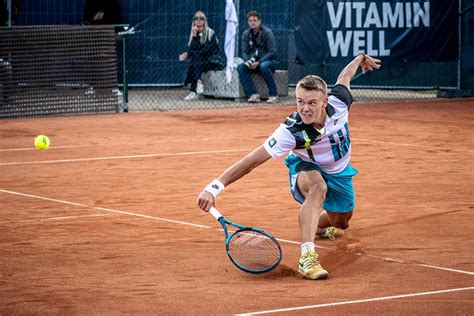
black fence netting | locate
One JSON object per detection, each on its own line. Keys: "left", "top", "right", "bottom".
{"left": 0, "top": 25, "right": 120, "bottom": 118}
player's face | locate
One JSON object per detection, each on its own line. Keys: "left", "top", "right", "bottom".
{"left": 296, "top": 87, "right": 328, "bottom": 126}
{"left": 247, "top": 16, "right": 261, "bottom": 31}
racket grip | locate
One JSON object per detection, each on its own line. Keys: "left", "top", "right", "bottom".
{"left": 209, "top": 207, "right": 223, "bottom": 220}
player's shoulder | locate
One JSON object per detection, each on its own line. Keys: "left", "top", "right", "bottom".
{"left": 328, "top": 84, "right": 353, "bottom": 109}
{"left": 282, "top": 111, "right": 302, "bottom": 128}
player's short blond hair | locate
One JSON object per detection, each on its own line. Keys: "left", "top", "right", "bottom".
{"left": 296, "top": 75, "right": 327, "bottom": 95}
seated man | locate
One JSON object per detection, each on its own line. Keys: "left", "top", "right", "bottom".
{"left": 237, "top": 10, "right": 279, "bottom": 103}
{"left": 179, "top": 11, "right": 225, "bottom": 101}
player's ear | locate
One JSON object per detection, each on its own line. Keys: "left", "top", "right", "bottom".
{"left": 322, "top": 97, "right": 328, "bottom": 108}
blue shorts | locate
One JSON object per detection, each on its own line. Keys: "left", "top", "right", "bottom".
{"left": 284, "top": 154, "right": 358, "bottom": 213}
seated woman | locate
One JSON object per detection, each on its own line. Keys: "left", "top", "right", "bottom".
{"left": 179, "top": 11, "right": 224, "bottom": 101}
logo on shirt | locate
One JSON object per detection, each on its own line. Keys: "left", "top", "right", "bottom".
{"left": 268, "top": 137, "right": 277, "bottom": 148}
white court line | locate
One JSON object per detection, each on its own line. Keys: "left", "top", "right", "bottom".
{"left": 0, "top": 145, "right": 93, "bottom": 152}
{"left": 0, "top": 188, "right": 473, "bottom": 276}
{"left": 95, "top": 207, "right": 209, "bottom": 229}
{"left": 0, "top": 189, "right": 89, "bottom": 207}
{"left": 43, "top": 214, "right": 109, "bottom": 221}
{"left": 237, "top": 286, "right": 474, "bottom": 315}
{"left": 276, "top": 237, "right": 330, "bottom": 250}
{"left": 0, "top": 189, "right": 209, "bottom": 229}
{"left": 0, "top": 137, "right": 464, "bottom": 167}
{"left": 1, "top": 136, "right": 467, "bottom": 167}
{"left": 0, "top": 214, "right": 110, "bottom": 224}
{"left": 0, "top": 148, "right": 250, "bottom": 166}
{"left": 365, "top": 253, "right": 474, "bottom": 275}
{"left": 0, "top": 137, "right": 217, "bottom": 153}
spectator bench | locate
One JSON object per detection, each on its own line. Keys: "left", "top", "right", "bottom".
{"left": 201, "top": 69, "right": 288, "bottom": 100}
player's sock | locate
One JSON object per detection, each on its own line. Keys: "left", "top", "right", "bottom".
{"left": 300, "top": 241, "right": 315, "bottom": 256}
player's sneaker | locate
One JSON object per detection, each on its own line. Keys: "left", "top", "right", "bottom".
{"left": 318, "top": 227, "right": 344, "bottom": 240}
{"left": 298, "top": 250, "right": 329, "bottom": 280}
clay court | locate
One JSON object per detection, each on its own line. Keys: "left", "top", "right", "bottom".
{"left": 0, "top": 98, "right": 473, "bottom": 314}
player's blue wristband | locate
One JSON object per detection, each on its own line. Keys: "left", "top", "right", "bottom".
{"left": 204, "top": 179, "right": 225, "bottom": 198}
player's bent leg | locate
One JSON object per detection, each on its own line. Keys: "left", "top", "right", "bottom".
{"left": 317, "top": 210, "right": 332, "bottom": 229}
{"left": 296, "top": 171, "right": 327, "bottom": 243}
{"left": 296, "top": 171, "right": 330, "bottom": 279}
{"left": 328, "top": 211, "right": 352, "bottom": 229}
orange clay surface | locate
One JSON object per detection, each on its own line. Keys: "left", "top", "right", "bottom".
{"left": 0, "top": 98, "right": 473, "bottom": 315}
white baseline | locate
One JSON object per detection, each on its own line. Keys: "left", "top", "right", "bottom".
{"left": 237, "top": 286, "right": 474, "bottom": 315}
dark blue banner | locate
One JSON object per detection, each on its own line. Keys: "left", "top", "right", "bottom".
{"left": 295, "top": 0, "right": 458, "bottom": 64}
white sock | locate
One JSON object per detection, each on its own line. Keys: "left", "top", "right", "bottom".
{"left": 300, "top": 242, "right": 315, "bottom": 256}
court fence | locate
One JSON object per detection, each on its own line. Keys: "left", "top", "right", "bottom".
{"left": 0, "top": 1, "right": 472, "bottom": 117}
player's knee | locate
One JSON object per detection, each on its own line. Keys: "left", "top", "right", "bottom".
{"left": 330, "top": 213, "right": 351, "bottom": 229}
{"left": 333, "top": 219, "right": 349, "bottom": 230}
{"left": 307, "top": 179, "right": 327, "bottom": 198}
{"left": 298, "top": 171, "right": 326, "bottom": 200}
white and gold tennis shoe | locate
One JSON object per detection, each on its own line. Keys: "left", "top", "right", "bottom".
{"left": 318, "top": 227, "right": 345, "bottom": 240}
{"left": 298, "top": 251, "right": 329, "bottom": 280}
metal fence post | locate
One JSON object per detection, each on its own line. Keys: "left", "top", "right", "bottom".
{"left": 7, "top": 0, "right": 11, "bottom": 27}
{"left": 122, "top": 34, "right": 129, "bottom": 112}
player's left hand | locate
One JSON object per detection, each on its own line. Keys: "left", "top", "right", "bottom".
{"left": 360, "top": 54, "right": 381, "bottom": 74}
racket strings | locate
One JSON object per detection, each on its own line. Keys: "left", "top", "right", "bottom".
{"left": 227, "top": 230, "right": 281, "bottom": 271}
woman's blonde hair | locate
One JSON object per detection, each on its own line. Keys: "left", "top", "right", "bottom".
{"left": 188, "top": 11, "right": 216, "bottom": 46}
{"left": 296, "top": 75, "right": 328, "bottom": 95}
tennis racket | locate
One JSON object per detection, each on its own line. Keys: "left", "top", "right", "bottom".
{"left": 209, "top": 207, "right": 282, "bottom": 274}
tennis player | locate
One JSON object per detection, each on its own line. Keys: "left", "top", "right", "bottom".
{"left": 197, "top": 53, "right": 381, "bottom": 280}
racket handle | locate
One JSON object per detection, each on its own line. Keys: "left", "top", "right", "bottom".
{"left": 209, "top": 207, "right": 223, "bottom": 220}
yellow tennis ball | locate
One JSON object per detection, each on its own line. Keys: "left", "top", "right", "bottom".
{"left": 34, "top": 135, "right": 50, "bottom": 150}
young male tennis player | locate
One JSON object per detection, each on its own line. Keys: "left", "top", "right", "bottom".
{"left": 197, "top": 53, "right": 381, "bottom": 280}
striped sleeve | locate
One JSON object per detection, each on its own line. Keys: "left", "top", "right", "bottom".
{"left": 329, "top": 84, "right": 353, "bottom": 109}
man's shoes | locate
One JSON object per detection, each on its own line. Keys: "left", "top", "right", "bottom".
{"left": 298, "top": 250, "right": 329, "bottom": 280}
{"left": 247, "top": 94, "right": 261, "bottom": 103}
{"left": 266, "top": 96, "right": 279, "bottom": 103}
{"left": 196, "top": 82, "right": 204, "bottom": 95}
{"left": 184, "top": 91, "right": 199, "bottom": 101}
{"left": 318, "top": 227, "right": 345, "bottom": 240}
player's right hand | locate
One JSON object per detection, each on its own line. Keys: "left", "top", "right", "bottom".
{"left": 197, "top": 190, "right": 215, "bottom": 212}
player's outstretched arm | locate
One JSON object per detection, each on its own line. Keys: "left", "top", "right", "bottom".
{"left": 197, "top": 146, "right": 272, "bottom": 211}
{"left": 336, "top": 53, "right": 381, "bottom": 89}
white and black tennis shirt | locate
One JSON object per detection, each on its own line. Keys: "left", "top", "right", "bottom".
{"left": 263, "top": 84, "right": 354, "bottom": 174}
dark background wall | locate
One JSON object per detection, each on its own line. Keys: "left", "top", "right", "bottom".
{"left": 13, "top": 0, "right": 294, "bottom": 86}
{"left": 5, "top": 0, "right": 472, "bottom": 94}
